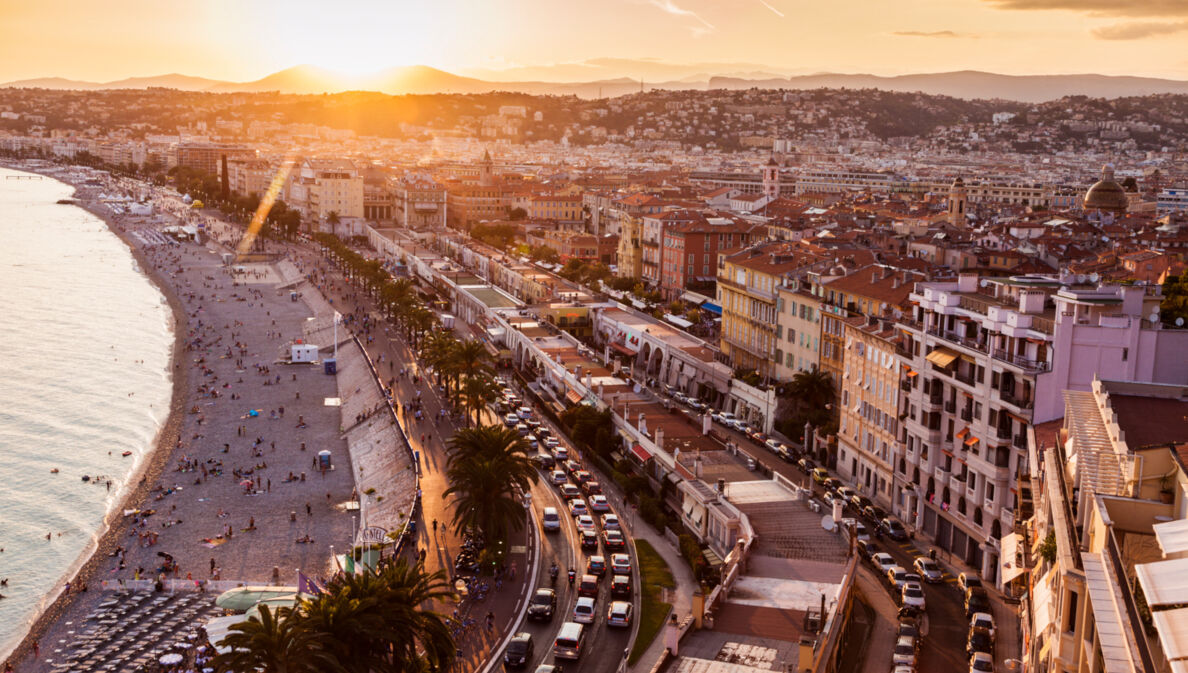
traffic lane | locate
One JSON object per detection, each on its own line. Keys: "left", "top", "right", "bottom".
{"left": 519, "top": 478, "right": 581, "bottom": 672}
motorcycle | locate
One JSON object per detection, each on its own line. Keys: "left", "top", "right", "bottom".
{"left": 549, "top": 563, "right": 559, "bottom": 586}
{"left": 567, "top": 568, "right": 576, "bottom": 586}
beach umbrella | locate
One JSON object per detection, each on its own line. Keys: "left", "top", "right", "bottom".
{"left": 239, "top": 479, "right": 254, "bottom": 487}
{"left": 159, "top": 653, "right": 184, "bottom": 665}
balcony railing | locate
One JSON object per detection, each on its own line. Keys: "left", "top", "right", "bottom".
{"left": 996, "top": 426, "right": 1012, "bottom": 440}
{"left": 992, "top": 349, "right": 1051, "bottom": 373}
{"left": 1000, "top": 390, "right": 1034, "bottom": 410}
{"left": 944, "top": 400, "right": 956, "bottom": 413}
{"left": 955, "top": 370, "right": 976, "bottom": 386}
{"left": 935, "top": 467, "right": 951, "bottom": 488}
{"left": 1014, "top": 434, "right": 1028, "bottom": 449}
{"left": 960, "top": 408, "right": 973, "bottom": 422}
{"left": 984, "top": 498, "right": 998, "bottom": 515}
{"left": 900, "top": 380, "right": 913, "bottom": 392}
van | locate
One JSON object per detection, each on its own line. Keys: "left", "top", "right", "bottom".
{"left": 553, "top": 622, "right": 585, "bottom": 660}
{"left": 542, "top": 507, "right": 561, "bottom": 532}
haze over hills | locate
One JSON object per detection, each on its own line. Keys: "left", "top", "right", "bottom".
{"left": 5, "top": 63, "right": 1188, "bottom": 102}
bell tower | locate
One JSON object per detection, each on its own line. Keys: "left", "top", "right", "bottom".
{"left": 479, "top": 149, "right": 494, "bottom": 187}
{"left": 948, "top": 176, "right": 968, "bottom": 227}
{"left": 762, "top": 154, "right": 780, "bottom": 199}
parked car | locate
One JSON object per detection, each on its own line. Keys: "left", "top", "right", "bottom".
{"left": 861, "top": 505, "right": 887, "bottom": 525}
{"left": 601, "top": 514, "right": 621, "bottom": 530}
{"left": 901, "top": 582, "right": 926, "bottom": 610}
{"left": 573, "top": 597, "right": 597, "bottom": 624}
{"left": 589, "top": 494, "right": 610, "bottom": 513}
{"left": 891, "top": 636, "right": 918, "bottom": 667}
{"left": 586, "top": 556, "right": 607, "bottom": 577}
{"left": 849, "top": 494, "right": 873, "bottom": 512}
{"left": 602, "top": 529, "right": 626, "bottom": 550}
{"left": 798, "top": 458, "right": 815, "bottom": 474}
{"left": 672, "top": 391, "right": 688, "bottom": 404}
{"left": 836, "top": 486, "right": 857, "bottom": 502}
{"left": 969, "top": 652, "right": 994, "bottom": 673}
{"left": 712, "top": 411, "right": 738, "bottom": 426}
{"left": 577, "top": 575, "right": 599, "bottom": 598}
{"left": 957, "top": 573, "right": 983, "bottom": 594}
{"left": 611, "top": 574, "right": 632, "bottom": 598}
{"left": 579, "top": 530, "right": 599, "bottom": 551}
{"left": 504, "top": 632, "right": 534, "bottom": 669}
{"left": 607, "top": 601, "right": 633, "bottom": 627}
{"left": 964, "top": 587, "right": 991, "bottom": 617}
{"left": 881, "top": 518, "right": 909, "bottom": 541}
{"left": 686, "top": 399, "right": 707, "bottom": 412}
{"left": 610, "top": 553, "right": 631, "bottom": 575}
{"left": 527, "top": 588, "right": 557, "bottom": 621}
{"left": 811, "top": 467, "right": 830, "bottom": 484}
{"left": 871, "top": 553, "right": 897, "bottom": 575}
{"left": 970, "top": 612, "right": 996, "bottom": 640}
{"left": 913, "top": 557, "right": 944, "bottom": 583}
{"left": 966, "top": 626, "right": 994, "bottom": 658}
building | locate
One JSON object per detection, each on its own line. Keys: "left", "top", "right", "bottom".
{"left": 642, "top": 210, "right": 702, "bottom": 288}
{"left": 394, "top": 179, "right": 447, "bottom": 230}
{"left": 718, "top": 241, "right": 825, "bottom": 376}
{"left": 224, "top": 158, "right": 275, "bottom": 199}
{"left": 774, "top": 279, "right": 821, "bottom": 379}
{"left": 660, "top": 215, "right": 759, "bottom": 301}
{"left": 837, "top": 316, "right": 904, "bottom": 510}
{"left": 1156, "top": 186, "right": 1188, "bottom": 214}
{"left": 291, "top": 158, "right": 364, "bottom": 221}
{"left": 526, "top": 229, "right": 604, "bottom": 263}
{"left": 528, "top": 195, "right": 583, "bottom": 226}
{"left": 446, "top": 152, "right": 509, "bottom": 228}
{"left": 175, "top": 143, "right": 255, "bottom": 176}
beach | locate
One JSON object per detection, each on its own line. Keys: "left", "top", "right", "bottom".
{"left": 2, "top": 167, "right": 358, "bottom": 672}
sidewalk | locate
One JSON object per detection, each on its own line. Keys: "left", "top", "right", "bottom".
{"left": 626, "top": 516, "right": 697, "bottom": 673}
{"left": 853, "top": 565, "right": 902, "bottom": 673}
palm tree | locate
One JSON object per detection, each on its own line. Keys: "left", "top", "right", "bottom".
{"left": 444, "top": 426, "right": 538, "bottom": 558}
{"left": 460, "top": 373, "right": 501, "bottom": 426}
{"left": 786, "top": 365, "right": 836, "bottom": 415}
{"left": 445, "top": 338, "right": 494, "bottom": 405}
{"left": 212, "top": 605, "right": 330, "bottom": 673}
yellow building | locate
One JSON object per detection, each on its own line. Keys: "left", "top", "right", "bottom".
{"left": 616, "top": 214, "right": 643, "bottom": 279}
{"left": 718, "top": 241, "right": 824, "bottom": 376}
{"left": 529, "top": 195, "right": 583, "bottom": 223}
{"left": 837, "top": 316, "right": 903, "bottom": 510}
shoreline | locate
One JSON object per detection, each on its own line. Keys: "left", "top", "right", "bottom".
{"left": 0, "top": 164, "right": 192, "bottom": 667}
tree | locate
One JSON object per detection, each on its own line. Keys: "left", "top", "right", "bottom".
{"left": 777, "top": 366, "right": 837, "bottom": 445}
{"left": 444, "top": 426, "right": 538, "bottom": 560}
{"left": 509, "top": 207, "right": 528, "bottom": 220}
{"left": 1161, "top": 274, "right": 1188, "bottom": 327}
{"left": 212, "top": 605, "right": 328, "bottom": 673}
{"left": 461, "top": 373, "right": 502, "bottom": 427}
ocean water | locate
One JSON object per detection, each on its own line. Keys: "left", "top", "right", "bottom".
{"left": 0, "top": 167, "right": 174, "bottom": 657}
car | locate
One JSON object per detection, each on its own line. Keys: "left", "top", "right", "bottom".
{"left": 913, "top": 557, "right": 944, "bottom": 583}
{"left": 551, "top": 470, "right": 568, "bottom": 486}
{"left": 965, "top": 587, "right": 991, "bottom": 617}
{"left": 560, "top": 484, "right": 581, "bottom": 500}
{"left": 797, "top": 458, "right": 815, "bottom": 474}
{"left": 503, "top": 632, "right": 534, "bottom": 668}
{"left": 901, "top": 582, "right": 926, "bottom": 610}
{"left": 589, "top": 494, "right": 610, "bottom": 513}
{"left": 970, "top": 612, "right": 996, "bottom": 640}
{"left": 849, "top": 494, "right": 873, "bottom": 512}
{"left": 535, "top": 452, "right": 556, "bottom": 470}
{"left": 577, "top": 574, "right": 599, "bottom": 598}
{"left": 861, "top": 504, "right": 887, "bottom": 525}
{"left": 891, "top": 666, "right": 915, "bottom": 673}
{"left": 572, "top": 470, "right": 592, "bottom": 486}
{"left": 601, "top": 514, "right": 621, "bottom": 530}
{"left": 811, "top": 467, "right": 830, "bottom": 484}
{"left": 897, "top": 621, "right": 919, "bottom": 640}
{"left": 903, "top": 572, "right": 923, "bottom": 586}
{"left": 582, "top": 480, "right": 602, "bottom": 496}
{"left": 586, "top": 555, "right": 607, "bottom": 577}
{"left": 504, "top": 413, "right": 520, "bottom": 427}
{"left": 579, "top": 529, "right": 599, "bottom": 551}
{"left": 840, "top": 518, "right": 870, "bottom": 543}
{"left": 575, "top": 515, "right": 596, "bottom": 532}
{"left": 966, "top": 626, "right": 994, "bottom": 658}
{"left": 957, "top": 573, "right": 983, "bottom": 594}
{"left": 525, "top": 419, "right": 542, "bottom": 432}
{"left": 611, "top": 574, "right": 632, "bottom": 598}
{"left": 855, "top": 539, "right": 875, "bottom": 562}
{"left": 517, "top": 407, "right": 533, "bottom": 420}
{"left": 881, "top": 518, "right": 909, "bottom": 541}
{"left": 887, "top": 566, "right": 910, "bottom": 590}
{"left": 969, "top": 651, "right": 994, "bottom": 673}
{"left": 526, "top": 435, "right": 539, "bottom": 450}
{"left": 534, "top": 666, "right": 562, "bottom": 673}
{"left": 821, "top": 477, "right": 841, "bottom": 491}
{"left": 515, "top": 423, "right": 530, "bottom": 436}
{"left": 836, "top": 486, "right": 857, "bottom": 502}
{"left": 607, "top": 601, "right": 633, "bottom": 627}
{"left": 686, "top": 399, "right": 707, "bottom": 412}
{"left": 564, "top": 460, "right": 582, "bottom": 475}
{"left": 672, "top": 391, "right": 688, "bottom": 404}
{"left": 764, "top": 438, "right": 785, "bottom": 452}
{"left": 748, "top": 430, "right": 768, "bottom": 444}
{"left": 542, "top": 507, "right": 562, "bottom": 533}
{"left": 871, "top": 553, "right": 897, "bottom": 575}
{"left": 553, "top": 446, "right": 570, "bottom": 462}
{"left": 823, "top": 490, "right": 842, "bottom": 508}
{"left": 602, "top": 529, "right": 626, "bottom": 550}
{"left": 527, "top": 588, "right": 557, "bottom": 621}
{"left": 610, "top": 553, "right": 631, "bottom": 575}
{"left": 535, "top": 426, "right": 551, "bottom": 439}
{"left": 543, "top": 436, "right": 559, "bottom": 448}
{"left": 573, "top": 597, "right": 597, "bottom": 624}
{"left": 891, "top": 636, "right": 918, "bottom": 667}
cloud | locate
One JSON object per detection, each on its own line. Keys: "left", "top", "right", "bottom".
{"left": 648, "top": 0, "right": 716, "bottom": 34}
{"left": 757, "top": 0, "right": 785, "bottom": 18}
{"left": 892, "top": 30, "right": 964, "bottom": 38}
{"left": 980, "top": 0, "right": 1188, "bottom": 17}
{"left": 1091, "top": 20, "right": 1188, "bottom": 39}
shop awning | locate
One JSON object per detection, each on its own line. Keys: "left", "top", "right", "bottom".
{"left": 700, "top": 302, "right": 722, "bottom": 316}
{"left": 1000, "top": 532, "right": 1025, "bottom": 583}
{"left": 566, "top": 389, "right": 583, "bottom": 405}
{"left": 925, "top": 347, "right": 959, "bottom": 368}
{"left": 630, "top": 443, "right": 652, "bottom": 463}
{"left": 610, "top": 342, "right": 636, "bottom": 356}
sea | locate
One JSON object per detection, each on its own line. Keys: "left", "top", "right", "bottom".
{"left": 0, "top": 167, "right": 174, "bottom": 658}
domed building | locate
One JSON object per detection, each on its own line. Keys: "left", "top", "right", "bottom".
{"left": 1083, "top": 163, "right": 1129, "bottom": 217}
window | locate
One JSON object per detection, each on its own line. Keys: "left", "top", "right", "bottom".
{"left": 1065, "top": 591, "right": 1079, "bottom": 633}
{"left": 1122, "top": 348, "right": 1128, "bottom": 361}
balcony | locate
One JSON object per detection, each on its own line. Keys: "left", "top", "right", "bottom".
{"left": 944, "top": 400, "right": 956, "bottom": 413}
{"left": 992, "top": 349, "right": 1051, "bottom": 373}
{"left": 1014, "top": 434, "right": 1028, "bottom": 449}
{"left": 922, "top": 395, "right": 943, "bottom": 411}
{"left": 901, "top": 380, "right": 913, "bottom": 392}
{"left": 955, "top": 370, "right": 976, "bottom": 386}
{"left": 999, "top": 390, "right": 1034, "bottom": 410}
{"left": 1002, "top": 507, "right": 1016, "bottom": 524}
{"left": 960, "top": 408, "right": 973, "bottom": 422}
{"left": 996, "top": 425, "right": 1012, "bottom": 440}
{"left": 984, "top": 498, "right": 998, "bottom": 515}
{"left": 935, "top": 466, "right": 951, "bottom": 489}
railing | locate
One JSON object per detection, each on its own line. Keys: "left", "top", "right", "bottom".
{"left": 955, "top": 370, "right": 976, "bottom": 386}
{"left": 960, "top": 408, "right": 973, "bottom": 422}
{"left": 992, "top": 349, "right": 1051, "bottom": 373}
{"left": 1014, "top": 434, "right": 1028, "bottom": 449}
{"left": 1104, "top": 529, "right": 1158, "bottom": 673}
{"left": 958, "top": 295, "right": 994, "bottom": 316}
{"left": 944, "top": 400, "right": 956, "bottom": 413}
{"left": 1031, "top": 316, "right": 1055, "bottom": 335}
{"left": 996, "top": 425, "right": 1012, "bottom": 440}
{"left": 900, "top": 379, "right": 913, "bottom": 392}
{"left": 1000, "top": 391, "right": 1034, "bottom": 410}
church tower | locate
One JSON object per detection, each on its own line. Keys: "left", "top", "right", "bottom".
{"left": 947, "top": 176, "right": 968, "bottom": 227}
{"left": 762, "top": 154, "right": 780, "bottom": 199}
{"left": 479, "top": 149, "right": 494, "bottom": 187}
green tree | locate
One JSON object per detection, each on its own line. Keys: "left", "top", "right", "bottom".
{"left": 212, "top": 605, "right": 328, "bottom": 673}
{"left": 1161, "top": 274, "right": 1188, "bottom": 327}
{"left": 443, "top": 426, "right": 538, "bottom": 561}
{"left": 461, "top": 373, "right": 501, "bottom": 427}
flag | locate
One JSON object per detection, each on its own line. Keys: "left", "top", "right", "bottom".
{"left": 297, "top": 572, "right": 321, "bottom": 595}
{"left": 343, "top": 553, "right": 355, "bottom": 574}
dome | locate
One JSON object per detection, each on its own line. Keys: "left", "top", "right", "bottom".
{"left": 1083, "top": 163, "right": 1129, "bottom": 215}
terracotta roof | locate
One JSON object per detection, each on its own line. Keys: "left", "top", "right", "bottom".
{"left": 1108, "top": 395, "right": 1188, "bottom": 449}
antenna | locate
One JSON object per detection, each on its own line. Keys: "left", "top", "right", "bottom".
{"left": 821, "top": 515, "right": 836, "bottom": 532}
{"left": 1177, "top": 317, "right": 1185, "bottom": 327}
{"left": 1149, "top": 312, "right": 1160, "bottom": 324}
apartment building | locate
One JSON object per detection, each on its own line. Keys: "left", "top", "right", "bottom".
{"left": 718, "top": 241, "right": 824, "bottom": 376}
{"left": 612, "top": 193, "right": 665, "bottom": 279}
{"left": 659, "top": 215, "right": 759, "bottom": 301}
{"left": 1023, "top": 379, "right": 1188, "bottom": 673}
{"left": 293, "top": 158, "right": 364, "bottom": 220}
{"left": 529, "top": 195, "right": 583, "bottom": 225}
{"left": 773, "top": 279, "right": 821, "bottom": 380}
{"left": 394, "top": 179, "right": 447, "bottom": 230}
{"left": 224, "top": 158, "right": 275, "bottom": 199}
{"left": 838, "top": 316, "right": 904, "bottom": 509}
{"left": 641, "top": 210, "right": 702, "bottom": 287}
{"left": 175, "top": 142, "right": 255, "bottom": 175}
{"left": 525, "top": 229, "right": 607, "bottom": 263}
{"left": 445, "top": 150, "right": 510, "bottom": 227}
{"left": 897, "top": 274, "right": 1188, "bottom": 585}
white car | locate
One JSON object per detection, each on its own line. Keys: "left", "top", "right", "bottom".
{"left": 550, "top": 470, "right": 568, "bottom": 486}
{"left": 607, "top": 601, "right": 633, "bottom": 627}
{"left": 542, "top": 507, "right": 561, "bottom": 532}
{"left": 503, "top": 413, "right": 519, "bottom": 427}
{"left": 872, "top": 552, "right": 896, "bottom": 575}
{"left": 969, "top": 652, "right": 994, "bottom": 673}
{"left": 601, "top": 514, "right": 621, "bottom": 531}
{"left": 573, "top": 596, "right": 596, "bottom": 624}
{"left": 569, "top": 499, "right": 588, "bottom": 517}
{"left": 712, "top": 411, "right": 737, "bottom": 425}
{"left": 892, "top": 636, "right": 917, "bottom": 667}
{"left": 589, "top": 494, "right": 611, "bottom": 513}
{"left": 901, "top": 582, "right": 926, "bottom": 610}
{"left": 517, "top": 407, "right": 533, "bottom": 419}
{"left": 887, "top": 566, "right": 910, "bottom": 590}
{"left": 970, "top": 612, "right": 996, "bottom": 639}
{"left": 544, "top": 436, "right": 560, "bottom": 449}
{"left": 553, "top": 446, "right": 569, "bottom": 462}
{"left": 610, "top": 553, "right": 631, "bottom": 575}
{"left": 575, "top": 515, "right": 596, "bottom": 532}
{"left": 914, "top": 557, "right": 944, "bottom": 583}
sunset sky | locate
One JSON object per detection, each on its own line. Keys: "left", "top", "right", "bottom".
{"left": 1, "top": 0, "right": 1186, "bottom": 83}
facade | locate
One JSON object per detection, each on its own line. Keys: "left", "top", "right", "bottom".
{"left": 224, "top": 158, "right": 274, "bottom": 199}
{"left": 642, "top": 210, "right": 702, "bottom": 288}
{"left": 718, "top": 241, "right": 824, "bottom": 376}
{"left": 175, "top": 143, "right": 255, "bottom": 175}
{"left": 395, "top": 180, "right": 447, "bottom": 230}
{"left": 837, "top": 317, "right": 903, "bottom": 509}
{"left": 526, "top": 229, "right": 603, "bottom": 262}
{"left": 1156, "top": 186, "right": 1188, "bottom": 214}
{"left": 659, "top": 216, "right": 758, "bottom": 301}
{"left": 298, "top": 158, "right": 364, "bottom": 220}
{"left": 446, "top": 151, "right": 510, "bottom": 227}
{"left": 528, "top": 195, "right": 583, "bottom": 225}
{"left": 774, "top": 280, "right": 821, "bottom": 380}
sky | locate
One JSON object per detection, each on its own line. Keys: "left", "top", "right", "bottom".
{"left": 1, "top": 0, "right": 1186, "bottom": 83}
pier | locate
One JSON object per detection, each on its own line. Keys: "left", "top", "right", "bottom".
{"left": 6, "top": 175, "right": 44, "bottom": 180}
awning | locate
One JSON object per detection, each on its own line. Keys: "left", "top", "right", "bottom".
{"left": 566, "top": 389, "right": 583, "bottom": 405}
{"left": 906, "top": 368, "right": 918, "bottom": 377}
{"left": 700, "top": 302, "right": 722, "bottom": 315}
{"left": 965, "top": 436, "right": 980, "bottom": 447}
{"left": 925, "top": 347, "right": 958, "bottom": 368}
{"left": 1000, "top": 532, "right": 1025, "bottom": 583}
{"left": 1136, "top": 557, "right": 1188, "bottom": 607}
{"left": 610, "top": 342, "right": 636, "bottom": 356}
{"left": 630, "top": 443, "right": 652, "bottom": 463}
{"left": 956, "top": 427, "right": 970, "bottom": 440}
